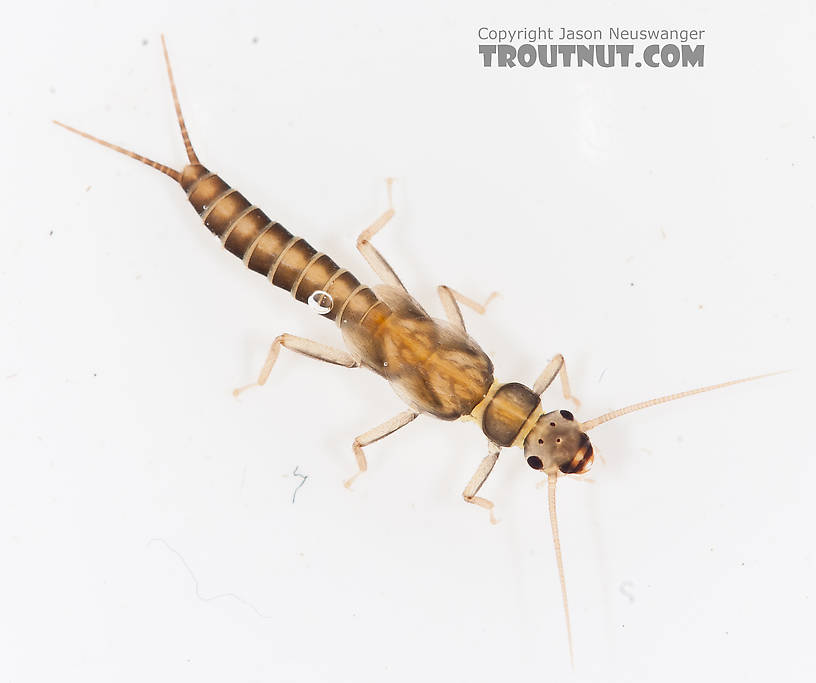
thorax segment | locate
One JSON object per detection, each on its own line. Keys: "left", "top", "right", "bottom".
{"left": 466, "top": 380, "right": 543, "bottom": 447}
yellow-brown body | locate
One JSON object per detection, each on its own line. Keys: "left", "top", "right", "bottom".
{"left": 180, "top": 163, "right": 381, "bottom": 327}
{"left": 56, "top": 37, "right": 771, "bottom": 668}
{"left": 53, "top": 33, "right": 547, "bottom": 446}
{"left": 182, "top": 162, "right": 508, "bottom": 428}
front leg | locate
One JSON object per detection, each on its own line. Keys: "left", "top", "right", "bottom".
{"left": 532, "top": 354, "right": 580, "bottom": 406}
{"left": 233, "top": 333, "right": 359, "bottom": 397}
{"left": 462, "top": 441, "right": 501, "bottom": 524}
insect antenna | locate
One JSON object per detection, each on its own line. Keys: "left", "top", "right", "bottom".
{"left": 538, "top": 370, "right": 784, "bottom": 666}
{"left": 546, "top": 470, "right": 574, "bottom": 669}
{"left": 580, "top": 371, "right": 784, "bottom": 432}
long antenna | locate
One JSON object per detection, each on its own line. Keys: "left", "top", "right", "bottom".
{"left": 547, "top": 471, "right": 574, "bottom": 669}
{"left": 581, "top": 372, "right": 783, "bottom": 432}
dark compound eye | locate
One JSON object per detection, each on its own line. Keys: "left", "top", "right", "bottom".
{"left": 538, "top": 438, "right": 544, "bottom": 444}
{"left": 527, "top": 455, "right": 543, "bottom": 470}
{"left": 560, "top": 410, "right": 574, "bottom": 421}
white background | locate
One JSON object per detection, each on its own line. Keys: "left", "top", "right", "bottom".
{"left": 2, "top": 1, "right": 815, "bottom": 681}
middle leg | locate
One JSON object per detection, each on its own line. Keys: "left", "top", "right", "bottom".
{"left": 345, "top": 409, "right": 419, "bottom": 488}
{"left": 437, "top": 285, "right": 499, "bottom": 332}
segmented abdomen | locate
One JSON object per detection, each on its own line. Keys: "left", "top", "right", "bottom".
{"left": 180, "top": 164, "right": 380, "bottom": 326}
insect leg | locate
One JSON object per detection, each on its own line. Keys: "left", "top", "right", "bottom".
{"left": 532, "top": 354, "right": 581, "bottom": 406}
{"left": 462, "top": 441, "right": 501, "bottom": 524}
{"left": 345, "top": 410, "right": 419, "bottom": 488}
{"left": 233, "top": 334, "right": 359, "bottom": 397}
{"left": 437, "top": 286, "right": 499, "bottom": 332}
{"left": 356, "top": 179, "right": 406, "bottom": 290}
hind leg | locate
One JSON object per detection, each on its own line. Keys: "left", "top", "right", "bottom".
{"left": 233, "top": 334, "right": 359, "bottom": 397}
{"left": 356, "top": 179, "right": 407, "bottom": 290}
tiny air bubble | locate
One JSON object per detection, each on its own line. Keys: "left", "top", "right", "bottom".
{"left": 308, "top": 290, "right": 334, "bottom": 315}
